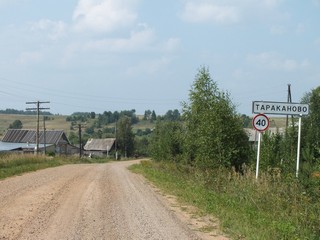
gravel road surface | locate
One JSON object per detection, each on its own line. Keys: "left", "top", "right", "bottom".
{"left": 0, "top": 160, "right": 227, "bottom": 240}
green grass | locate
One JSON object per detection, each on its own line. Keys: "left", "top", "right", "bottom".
{"left": 0, "top": 114, "right": 155, "bottom": 139}
{"left": 132, "top": 120, "right": 155, "bottom": 130}
{"left": 130, "top": 160, "right": 320, "bottom": 240}
{"left": 0, "top": 153, "right": 111, "bottom": 180}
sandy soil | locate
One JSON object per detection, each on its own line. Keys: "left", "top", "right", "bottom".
{"left": 0, "top": 160, "right": 228, "bottom": 240}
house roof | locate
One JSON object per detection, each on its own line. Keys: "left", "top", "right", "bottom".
{"left": 244, "top": 127, "right": 286, "bottom": 142}
{"left": 84, "top": 138, "right": 116, "bottom": 151}
{"left": 244, "top": 128, "right": 258, "bottom": 142}
{"left": 0, "top": 142, "right": 53, "bottom": 151}
{"left": 1, "top": 129, "right": 70, "bottom": 145}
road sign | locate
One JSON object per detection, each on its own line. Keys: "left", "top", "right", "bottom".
{"left": 253, "top": 114, "right": 269, "bottom": 132}
{"left": 252, "top": 101, "right": 309, "bottom": 116}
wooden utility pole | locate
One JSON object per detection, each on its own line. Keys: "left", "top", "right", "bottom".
{"left": 79, "top": 124, "right": 82, "bottom": 158}
{"left": 115, "top": 121, "right": 118, "bottom": 160}
{"left": 43, "top": 116, "right": 47, "bottom": 154}
{"left": 74, "top": 124, "right": 86, "bottom": 158}
{"left": 26, "top": 101, "right": 50, "bottom": 154}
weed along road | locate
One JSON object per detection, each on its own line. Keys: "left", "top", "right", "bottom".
{"left": 0, "top": 160, "right": 224, "bottom": 240}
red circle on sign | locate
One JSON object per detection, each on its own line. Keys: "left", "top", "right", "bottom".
{"left": 252, "top": 114, "right": 270, "bottom": 132}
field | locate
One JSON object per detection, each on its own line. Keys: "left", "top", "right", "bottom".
{"left": 0, "top": 114, "right": 155, "bottom": 139}
{"left": 0, "top": 113, "right": 289, "bottom": 140}
{"left": 0, "top": 114, "right": 72, "bottom": 138}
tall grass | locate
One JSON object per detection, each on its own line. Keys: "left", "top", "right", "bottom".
{"left": 0, "top": 153, "right": 110, "bottom": 179}
{"left": 130, "top": 160, "right": 320, "bottom": 240}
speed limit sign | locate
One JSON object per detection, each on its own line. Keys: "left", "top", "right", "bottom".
{"left": 253, "top": 114, "right": 270, "bottom": 132}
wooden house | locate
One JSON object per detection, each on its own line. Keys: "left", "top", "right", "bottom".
{"left": 84, "top": 138, "right": 116, "bottom": 157}
{"left": 0, "top": 129, "right": 78, "bottom": 155}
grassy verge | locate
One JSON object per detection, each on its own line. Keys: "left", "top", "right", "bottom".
{"left": 0, "top": 153, "right": 111, "bottom": 180}
{"left": 130, "top": 160, "right": 320, "bottom": 240}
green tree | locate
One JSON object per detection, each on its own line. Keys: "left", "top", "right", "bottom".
{"left": 163, "top": 109, "right": 181, "bottom": 121}
{"left": 302, "top": 86, "right": 320, "bottom": 162}
{"left": 144, "top": 110, "right": 152, "bottom": 120}
{"left": 85, "top": 126, "right": 94, "bottom": 135}
{"left": 134, "top": 136, "right": 150, "bottom": 157}
{"left": 149, "top": 121, "right": 183, "bottom": 162}
{"left": 151, "top": 110, "right": 157, "bottom": 122}
{"left": 182, "top": 66, "right": 250, "bottom": 170}
{"left": 241, "top": 114, "right": 251, "bottom": 128}
{"left": 8, "top": 119, "right": 23, "bottom": 129}
{"left": 68, "top": 132, "right": 78, "bottom": 144}
{"left": 116, "top": 117, "right": 135, "bottom": 158}
{"left": 260, "top": 131, "right": 283, "bottom": 169}
{"left": 299, "top": 87, "right": 320, "bottom": 200}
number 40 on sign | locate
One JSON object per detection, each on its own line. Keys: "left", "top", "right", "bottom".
{"left": 253, "top": 114, "right": 270, "bottom": 132}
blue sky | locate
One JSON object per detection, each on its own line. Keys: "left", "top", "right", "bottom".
{"left": 0, "top": 0, "right": 319, "bottom": 116}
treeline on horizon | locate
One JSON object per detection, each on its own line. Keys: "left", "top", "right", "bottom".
{"left": 0, "top": 106, "right": 249, "bottom": 129}
{"left": 0, "top": 108, "right": 182, "bottom": 122}
{"left": 0, "top": 108, "right": 52, "bottom": 115}
{"left": 66, "top": 109, "right": 181, "bottom": 124}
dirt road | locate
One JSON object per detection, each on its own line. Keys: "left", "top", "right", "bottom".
{"left": 0, "top": 160, "right": 227, "bottom": 240}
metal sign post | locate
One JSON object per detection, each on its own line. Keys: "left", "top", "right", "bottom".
{"left": 253, "top": 114, "right": 270, "bottom": 179}
{"left": 296, "top": 116, "right": 302, "bottom": 177}
{"left": 256, "top": 132, "right": 262, "bottom": 179}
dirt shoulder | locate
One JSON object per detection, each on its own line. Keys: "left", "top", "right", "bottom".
{"left": 0, "top": 160, "right": 228, "bottom": 239}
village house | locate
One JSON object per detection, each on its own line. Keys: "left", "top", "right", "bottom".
{"left": 84, "top": 138, "right": 116, "bottom": 157}
{"left": 0, "top": 129, "right": 78, "bottom": 155}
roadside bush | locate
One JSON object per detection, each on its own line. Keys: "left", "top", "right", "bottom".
{"left": 132, "top": 160, "right": 320, "bottom": 239}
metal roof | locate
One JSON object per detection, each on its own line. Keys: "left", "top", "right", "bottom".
{"left": 2, "top": 129, "right": 69, "bottom": 145}
{"left": 84, "top": 138, "right": 116, "bottom": 151}
{"left": 244, "top": 127, "right": 285, "bottom": 142}
{"left": 0, "top": 142, "right": 53, "bottom": 151}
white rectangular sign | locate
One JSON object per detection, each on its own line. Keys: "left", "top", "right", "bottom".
{"left": 252, "top": 101, "right": 309, "bottom": 116}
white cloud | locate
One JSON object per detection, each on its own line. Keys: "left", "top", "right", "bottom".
{"left": 72, "top": 0, "right": 138, "bottom": 33}
{"left": 0, "top": 0, "right": 28, "bottom": 9}
{"left": 16, "top": 51, "right": 42, "bottom": 65}
{"left": 60, "top": 24, "right": 155, "bottom": 64}
{"left": 126, "top": 56, "right": 172, "bottom": 76}
{"left": 270, "top": 23, "right": 305, "bottom": 36}
{"left": 60, "top": 21, "right": 180, "bottom": 66}
{"left": 180, "top": 1, "right": 239, "bottom": 24}
{"left": 232, "top": 68, "right": 253, "bottom": 79}
{"left": 270, "top": 25, "right": 287, "bottom": 35}
{"left": 179, "top": 0, "right": 286, "bottom": 25}
{"left": 247, "top": 52, "right": 310, "bottom": 71}
{"left": 30, "top": 19, "right": 66, "bottom": 40}
{"left": 260, "top": 0, "right": 283, "bottom": 8}
{"left": 84, "top": 25, "right": 155, "bottom": 52}
{"left": 162, "top": 38, "right": 181, "bottom": 52}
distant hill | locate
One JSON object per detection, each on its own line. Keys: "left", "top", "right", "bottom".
{"left": 0, "top": 114, "right": 70, "bottom": 138}
{"left": 0, "top": 108, "right": 52, "bottom": 115}
{"left": 0, "top": 113, "right": 156, "bottom": 140}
